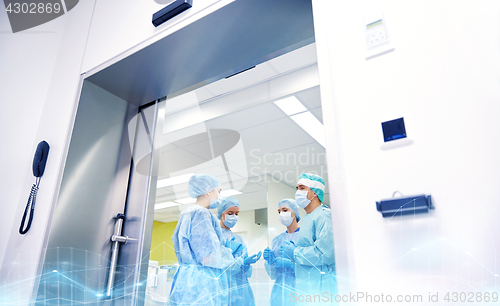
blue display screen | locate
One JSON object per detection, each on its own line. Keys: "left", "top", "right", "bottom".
{"left": 382, "top": 117, "right": 406, "bottom": 142}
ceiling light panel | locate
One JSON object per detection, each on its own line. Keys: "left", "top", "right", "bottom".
{"left": 221, "top": 189, "right": 243, "bottom": 197}
{"left": 290, "top": 112, "right": 326, "bottom": 147}
{"left": 175, "top": 197, "right": 197, "bottom": 205}
{"left": 274, "top": 96, "right": 307, "bottom": 116}
{"left": 157, "top": 173, "right": 195, "bottom": 189}
{"left": 154, "top": 201, "right": 179, "bottom": 210}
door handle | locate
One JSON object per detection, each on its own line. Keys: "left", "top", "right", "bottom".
{"left": 111, "top": 234, "right": 138, "bottom": 244}
{"left": 106, "top": 213, "right": 136, "bottom": 297}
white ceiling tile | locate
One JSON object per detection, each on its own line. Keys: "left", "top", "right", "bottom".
{"left": 268, "top": 64, "right": 319, "bottom": 99}
{"left": 237, "top": 116, "right": 316, "bottom": 156}
{"left": 206, "top": 102, "right": 286, "bottom": 132}
{"left": 195, "top": 87, "right": 215, "bottom": 102}
{"left": 309, "top": 106, "right": 323, "bottom": 123}
{"left": 267, "top": 43, "right": 317, "bottom": 74}
{"left": 295, "top": 85, "right": 322, "bottom": 110}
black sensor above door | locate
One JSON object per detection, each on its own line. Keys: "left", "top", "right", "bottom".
{"left": 152, "top": 0, "right": 193, "bottom": 27}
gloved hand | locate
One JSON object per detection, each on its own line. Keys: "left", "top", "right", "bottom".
{"left": 263, "top": 247, "right": 276, "bottom": 264}
{"left": 242, "top": 264, "right": 251, "bottom": 273}
{"left": 274, "top": 257, "right": 294, "bottom": 270}
{"left": 243, "top": 251, "right": 262, "bottom": 265}
{"left": 280, "top": 240, "right": 297, "bottom": 260}
{"left": 225, "top": 237, "right": 243, "bottom": 255}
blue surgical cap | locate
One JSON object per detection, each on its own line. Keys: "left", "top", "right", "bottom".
{"left": 217, "top": 197, "right": 239, "bottom": 219}
{"left": 279, "top": 199, "right": 301, "bottom": 223}
{"left": 188, "top": 174, "right": 221, "bottom": 198}
{"left": 297, "top": 173, "right": 325, "bottom": 203}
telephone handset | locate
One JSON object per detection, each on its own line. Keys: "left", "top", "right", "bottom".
{"left": 19, "top": 141, "right": 50, "bottom": 235}
{"left": 33, "top": 140, "right": 49, "bottom": 177}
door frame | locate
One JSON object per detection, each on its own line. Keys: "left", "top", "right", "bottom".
{"left": 33, "top": 0, "right": 324, "bottom": 304}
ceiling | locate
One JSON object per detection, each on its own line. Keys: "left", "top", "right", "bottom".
{"left": 152, "top": 43, "right": 330, "bottom": 223}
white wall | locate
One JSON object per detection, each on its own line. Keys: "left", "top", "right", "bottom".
{"left": 0, "top": 7, "right": 66, "bottom": 268}
{"left": 0, "top": 1, "right": 98, "bottom": 303}
{"left": 313, "top": 0, "right": 500, "bottom": 303}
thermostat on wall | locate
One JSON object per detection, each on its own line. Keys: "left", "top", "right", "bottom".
{"left": 364, "top": 12, "right": 394, "bottom": 59}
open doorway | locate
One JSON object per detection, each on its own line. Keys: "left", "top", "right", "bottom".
{"left": 33, "top": 0, "right": 341, "bottom": 305}
{"left": 145, "top": 43, "right": 330, "bottom": 305}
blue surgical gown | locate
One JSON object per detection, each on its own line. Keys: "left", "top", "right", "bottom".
{"left": 219, "top": 228, "right": 255, "bottom": 306}
{"left": 292, "top": 205, "right": 337, "bottom": 305}
{"left": 168, "top": 205, "right": 243, "bottom": 306}
{"left": 265, "top": 228, "right": 300, "bottom": 306}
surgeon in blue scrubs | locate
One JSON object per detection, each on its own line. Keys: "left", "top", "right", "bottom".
{"left": 217, "top": 197, "right": 261, "bottom": 306}
{"left": 263, "top": 199, "right": 301, "bottom": 306}
{"left": 280, "top": 173, "right": 337, "bottom": 305}
{"left": 168, "top": 174, "right": 244, "bottom": 306}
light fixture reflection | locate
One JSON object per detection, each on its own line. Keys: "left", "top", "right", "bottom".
{"left": 158, "top": 189, "right": 244, "bottom": 208}
{"left": 220, "top": 189, "right": 243, "bottom": 197}
{"left": 157, "top": 173, "right": 195, "bottom": 189}
{"left": 274, "top": 96, "right": 307, "bottom": 116}
{"left": 290, "top": 112, "right": 326, "bottom": 147}
{"left": 174, "top": 197, "right": 197, "bottom": 205}
{"left": 154, "top": 201, "right": 179, "bottom": 210}
{"left": 274, "top": 95, "right": 326, "bottom": 147}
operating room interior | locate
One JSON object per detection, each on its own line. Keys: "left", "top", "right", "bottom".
{"left": 144, "top": 43, "right": 328, "bottom": 304}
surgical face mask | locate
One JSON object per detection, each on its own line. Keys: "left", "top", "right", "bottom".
{"left": 223, "top": 215, "right": 238, "bottom": 228}
{"left": 279, "top": 211, "right": 293, "bottom": 226}
{"left": 295, "top": 189, "right": 311, "bottom": 208}
{"left": 209, "top": 191, "right": 221, "bottom": 209}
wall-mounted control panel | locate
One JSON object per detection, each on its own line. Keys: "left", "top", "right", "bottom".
{"left": 364, "top": 12, "right": 394, "bottom": 59}
{"left": 382, "top": 117, "right": 406, "bottom": 142}
{"left": 366, "top": 16, "right": 388, "bottom": 48}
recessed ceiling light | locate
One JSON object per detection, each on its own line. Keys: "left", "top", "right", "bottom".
{"left": 221, "top": 189, "right": 243, "bottom": 197}
{"left": 154, "top": 201, "right": 179, "bottom": 210}
{"left": 173, "top": 189, "right": 243, "bottom": 205}
{"left": 175, "top": 197, "right": 197, "bottom": 205}
{"left": 290, "top": 112, "right": 326, "bottom": 147}
{"left": 274, "top": 96, "right": 307, "bottom": 116}
{"left": 157, "top": 173, "right": 195, "bottom": 189}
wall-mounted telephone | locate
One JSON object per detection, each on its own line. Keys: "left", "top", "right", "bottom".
{"left": 19, "top": 140, "right": 50, "bottom": 235}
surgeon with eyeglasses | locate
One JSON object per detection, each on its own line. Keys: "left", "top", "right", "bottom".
{"left": 217, "top": 197, "right": 261, "bottom": 306}
{"left": 263, "top": 198, "right": 301, "bottom": 306}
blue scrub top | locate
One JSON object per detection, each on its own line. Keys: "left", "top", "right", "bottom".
{"left": 220, "top": 228, "right": 255, "bottom": 306}
{"left": 265, "top": 227, "right": 300, "bottom": 306}
{"left": 293, "top": 205, "right": 337, "bottom": 305}
{"left": 168, "top": 205, "right": 242, "bottom": 306}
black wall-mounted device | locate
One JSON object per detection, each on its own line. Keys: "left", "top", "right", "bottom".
{"left": 382, "top": 117, "right": 406, "bottom": 142}
{"left": 33, "top": 140, "right": 50, "bottom": 177}
{"left": 19, "top": 140, "right": 50, "bottom": 235}
{"left": 376, "top": 194, "right": 433, "bottom": 218}
{"left": 152, "top": 0, "right": 192, "bottom": 27}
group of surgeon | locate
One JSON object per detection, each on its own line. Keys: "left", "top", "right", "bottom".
{"left": 167, "top": 173, "right": 337, "bottom": 306}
